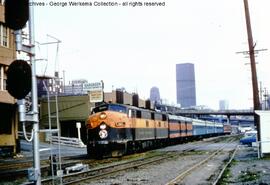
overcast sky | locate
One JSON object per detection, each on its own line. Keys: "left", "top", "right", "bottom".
{"left": 32, "top": 0, "right": 270, "bottom": 109}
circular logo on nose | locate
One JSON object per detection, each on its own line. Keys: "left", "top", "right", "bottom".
{"left": 99, "top": 130, "right": 108, "bottom": 139}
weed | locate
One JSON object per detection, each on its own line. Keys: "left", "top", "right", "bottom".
{"left": 228, "top": 159, "right": 237, "bottom": 167}
{"left": 217, "top": 167, "right": 232, "bottom": 185}
{"left": 238, "top": 170, "right": 260, "bottom": 182}
{"left": 216, "top": 157, "right": 238, "bottom": 184}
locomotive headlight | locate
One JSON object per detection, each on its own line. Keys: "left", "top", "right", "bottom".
{"left": 99, "top": 130, "right": 108, "bottom": 139}
{"left": 99, "top": 112, "right": 107, "bottom": 119}
{"left": 100, "top": 124, "right": 107, "bottom": 130}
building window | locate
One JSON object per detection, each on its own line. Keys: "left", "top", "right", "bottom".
{"left": 0, "top": 65, "right": 7, "bottom": 91}
{"left": 0, "top": 24, "right": 9, "bottom": 48}
{"left": 0, "top": 104, "right": 13, "bottom": 135}
{"left": 3, "top": 66, "right": 7, "bottom": 90}
{"left": 0, "top": 65, "right": 3, "bottom": 91}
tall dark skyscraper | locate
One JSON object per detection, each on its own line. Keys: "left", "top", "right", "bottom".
{"left": 176, "top": 63, "right": 196, "bottom": 107}
{"left": 150, "top": 86, "right": 160, "bottom": 103}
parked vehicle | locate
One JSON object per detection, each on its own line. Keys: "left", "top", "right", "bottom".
{"left": 240, "top": 130, "right": 257, "bottom": 146}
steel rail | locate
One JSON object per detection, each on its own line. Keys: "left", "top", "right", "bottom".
{"left": 165, "top": 138, "right": 236, "bottom": 185}
{"left": 43, "top": 137, "right": 235, "bottom": 184}
{"left": 41, "top": 152, "right": 173, "bottom": 185}
{"left": 63, "top": 155, "right": 173, "bottom": 185}
{"left": 212, "top": 145, "right": 239, "bottom": 185}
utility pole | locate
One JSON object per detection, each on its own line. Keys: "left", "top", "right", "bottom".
{"left": 243, "top": 0, "right": 261, "bottom": 141}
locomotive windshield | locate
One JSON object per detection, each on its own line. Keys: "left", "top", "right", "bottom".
{"left": 92, "top": 104, "right": 127, "bottom": 114}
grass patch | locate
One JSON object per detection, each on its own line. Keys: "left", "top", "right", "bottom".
{"left": 218, "top": 167, "right": 232, "bottom": 185}
{"left": 229, "top": 159, "right": 237, "bottom": 166}
{"left": 216, "top": 158, "right": 238, "bottom": 184}
{"left": 238, "top": 170, "right": 260, "bottom": 182}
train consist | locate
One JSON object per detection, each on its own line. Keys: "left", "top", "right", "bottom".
{"left": 86, "top": 103, "right": 231, "bottom": 158}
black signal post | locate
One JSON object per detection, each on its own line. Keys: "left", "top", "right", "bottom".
{"left": 5, "top": 0, "right": 41, "bottom": 184}
{"left": 6, "top": 60, "right": 32, "bottom": 99}
{"left": 5, "top": 0, "right": 29, "bottom": 30}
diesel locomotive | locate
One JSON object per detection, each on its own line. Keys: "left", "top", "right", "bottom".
{"left": 86, "top": 103, "right": 230, "bottom": 158}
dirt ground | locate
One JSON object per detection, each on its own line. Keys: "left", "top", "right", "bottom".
{"left": 2, "top": 137, "right": 270, "bottom": 185}
{"left": 82, "top": 139, "right": 238, "bottom": 185}
{"left": 220, "top": 145, "right": 270, "bottom": 185}
{"left": 84, "top": 139, "right": 270, "bottom": 185}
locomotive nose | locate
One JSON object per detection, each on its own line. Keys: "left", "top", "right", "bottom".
{"left": 87, "top": 112, "right": 108, "bottom": 129}
{"left": 87, "top": 115, "right": 98, "bottom": 128}
{"left": 86, "top": 117, "right": 93, "bottom": 128}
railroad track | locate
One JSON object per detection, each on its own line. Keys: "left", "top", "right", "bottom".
{"left": 165, "top": 138, "right": 238, "bottom": 185}
{"left": 41, "top": 152, "right": 174, "bottom": 185}
{"left": 0, "top": 138, "right": 211, "bottom": 177}
{"left": 0, "top": 155, "right": 89, "bottom": 182}
{"left": 0, "top": 160, "right": 33, "bottom": 171}
{"left": 1, "top": 135, "right": 239, "bottom": 184}
{"left": 212, "top": 144, "right": 239, "bottom": 185}
{"left": 41, "top": 137, "right": 238, "bottom": 185}
{"left": 0, "top": 155, "right": 87, "bottom": 172}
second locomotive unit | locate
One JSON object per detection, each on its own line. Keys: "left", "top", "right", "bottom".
{"left": 86, "top": 103, "right": 229, "bottom": 158}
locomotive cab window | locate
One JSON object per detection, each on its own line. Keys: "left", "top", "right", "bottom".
{"left": 92, "top": 104, "right": 127, "bottom": 113}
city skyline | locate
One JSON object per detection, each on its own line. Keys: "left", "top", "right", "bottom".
{"left": 31, "top": 0, "right": 270, "bottom": 109}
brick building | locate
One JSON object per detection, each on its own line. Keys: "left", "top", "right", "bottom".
{"left": 0, "top": 1, "right": 19, "bottom": 154}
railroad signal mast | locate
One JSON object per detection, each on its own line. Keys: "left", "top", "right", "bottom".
{"left": 5, "top": 0, "right": 41, "bottom": 184}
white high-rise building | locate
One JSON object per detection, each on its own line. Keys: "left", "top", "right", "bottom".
{"left": 150, "top": 86, "right": 161, "bottom": 103}
{"left": 219, "top": 100, "right": 229, "bottom": 110}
